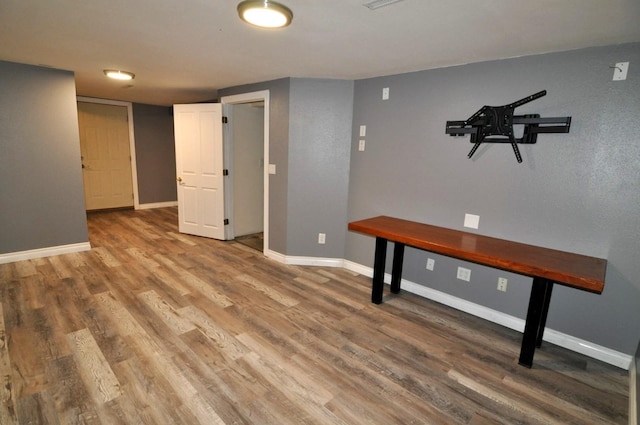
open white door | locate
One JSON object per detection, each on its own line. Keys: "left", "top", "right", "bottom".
{"left": 173, "top": 103, "right": 226, "bottom": 239}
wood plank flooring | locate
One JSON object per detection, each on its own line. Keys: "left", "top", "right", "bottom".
{"left": 0, "top": 207, "right": 629, "bottom": 424}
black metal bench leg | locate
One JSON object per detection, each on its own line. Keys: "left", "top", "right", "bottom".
{"left": 519, "top": 277, "right": 553, "bottom": 367}
{"left": 390, "top": 243, "right": 405, "bottom": 294}
{"left": 372, "top": 237, "right": 387, "bottom": 304}
{"left": 536, "top": 281, "right": 554, "bottom": 348}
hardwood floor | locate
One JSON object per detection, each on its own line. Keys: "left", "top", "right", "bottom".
{"left": 235, "top": 233, "right": 264, "bottom": 252}
{"left": 0, "top": 207, "right": 629, "bottom": 424}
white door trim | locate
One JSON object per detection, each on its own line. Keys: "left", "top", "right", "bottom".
{"left": 221, "top": 90, "right": 270, "bottom": 254}
{"left": 76, "top": 96, "right": 140, "bottom": 209}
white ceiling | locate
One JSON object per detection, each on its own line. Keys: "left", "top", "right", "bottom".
{"left": 1, "top": 0, "right": 639, "bottom": 106}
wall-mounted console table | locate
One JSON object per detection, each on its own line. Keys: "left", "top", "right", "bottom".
{"left": 348, "top": 216, "right": 607, "bottom": 368}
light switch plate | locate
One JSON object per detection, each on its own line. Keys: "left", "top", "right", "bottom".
{"left": 268, "top": 164, "right": 276, "bottom": 174}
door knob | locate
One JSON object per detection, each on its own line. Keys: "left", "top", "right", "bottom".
{"left": 177, "top": 177, "right": 183, "bottom": 182}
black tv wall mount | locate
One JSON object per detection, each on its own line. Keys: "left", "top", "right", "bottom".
{"left": 445, "top": 90, "right": 571, "bottom": 163}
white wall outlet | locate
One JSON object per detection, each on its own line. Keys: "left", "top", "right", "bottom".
{"left": 268, "top": 164, "right": 276, "bottom": 174}
{"left": 497, "top": 277, "right": 508, "bottom": 292}
{"left": 426, "top": 258, "right": 435, "bottom": 271}
{"left": 612, "top": 62, "right": 629, "bottom": 81}
{"left": 464, "top": 213, "right": 480, "bottom": 229}
{"left": 358, "top": 140, "right": 366, "bottom": 151}
{"left": 457, "top": 267, "right": 471, "bottom": 282}
{"left": 318, "top": 233, "right": 326, "bottom": 244}
{"left": 382, "top": 87, "right": 389, "bottom": 100}
{"left": 359, "top": 125, "right": 366, "bottom": 137}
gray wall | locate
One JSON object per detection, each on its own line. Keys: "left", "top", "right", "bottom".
{"left": 287, "top": 78, "right": 353, "bottom": 258}
{"left": 232, "top": 103, "right": 264, "bottom": 237}
{"left": 0, "top": 60, "right": 88, "bottom": 254}
{"left": 132, "top": 103, "right": 177, "bottom": 205}
{"left": 346, "top": 43, "right": 640, "bottom": 355}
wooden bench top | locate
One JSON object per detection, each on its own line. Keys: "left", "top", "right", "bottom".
{"left": 349, "top": 216, "right": 606, "bottom": 293}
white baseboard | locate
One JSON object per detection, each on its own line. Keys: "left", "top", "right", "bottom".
{"left": 282, "top": 255, "right": 345, "bottom": 267}
{"left": 263, "top": 248, "right": 286, "bottom": 263}
{"left": 0, "top": 242, "right": 92, "bottom": 264}
{"left": 265, "top": 250, "right": 345, "bottom": 267}
{"left": 137, "top": 201, "right": 178, "bottom": 210}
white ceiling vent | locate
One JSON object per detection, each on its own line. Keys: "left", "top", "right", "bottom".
{"left": 363, "top": 0, "right": 406, "bottom": 10}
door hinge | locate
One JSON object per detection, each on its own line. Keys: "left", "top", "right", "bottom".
{"left": 222, "top": 116, "right": 228, "bottom": 124}
{"left": 224, "top": 219, "right": 229, "bottom": 225}
{"left": 223, "top": 169, "right": 229, "bottom": 176}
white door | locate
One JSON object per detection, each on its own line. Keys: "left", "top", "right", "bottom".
{"left": 173, "top": 103, "right": 226, "bottom": 239}
{"left": 78, "top": 102, "right": 133, "bottom": 210}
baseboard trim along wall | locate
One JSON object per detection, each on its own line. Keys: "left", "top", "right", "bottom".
{"left": 0, "top": 242, "right": 92, "bottom": 264}
{"left": 137, "top": 201, "right": 178, "bottom": 210}
{"left": 270, "top": 252, "right": 345, "bottom": 268}
{"left": 274, "top": 255, "right": 631, "bottom": 370}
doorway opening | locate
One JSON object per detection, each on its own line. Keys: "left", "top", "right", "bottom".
{"left": 76, "top": 97, "right": 139, "bottom": 211}
{"left": 221, "top": 91, "right": 270, "bottom": 254}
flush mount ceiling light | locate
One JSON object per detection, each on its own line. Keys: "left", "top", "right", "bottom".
{"left": 103, "top": 69, "right": 135, "bottom": 80}
{"left": 237, "top": 0, "right": 293, "bottom": 28}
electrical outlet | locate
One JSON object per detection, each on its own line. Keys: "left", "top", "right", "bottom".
{"left": 426, "top": 258, "right": 435, "bottom": 271}
{"left": 497, "top": 277, "right": 508, "bottom": 292}
{"left": 358, "top": 140, "right": 365, "bottom": 151}
{"left": 318, "top": 233, "right": 326, "bottom": 244}
{"left": 457, "top": 267, "right": 471, "bottom": 282}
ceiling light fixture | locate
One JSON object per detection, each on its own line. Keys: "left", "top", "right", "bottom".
{"left": 237, "top": 0, "right": 293, "bottom": 29}
{"left": 103, "top": 69, "right": 135, "bottom": 80}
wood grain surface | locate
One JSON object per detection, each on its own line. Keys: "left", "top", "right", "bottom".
{"left": 0, "top": 208, "right": 627, "bottom": 424}
{"left": 349, "top": 216, "right": 606, "bottom": 292}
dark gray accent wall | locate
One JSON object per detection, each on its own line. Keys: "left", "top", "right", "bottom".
{"left": 132, "top": 103, "right": 177, "bottom": 204}
{"left": 346, "top": 43, "right": 640, "bottom": 355}
{"left": 219, "top": 78, "right": 290, "bottom": 254}
{"left": 0, "top": 60, "right": 88, "bottom": 254}
{"left": 287, "top": 78, "right": 353, "bottom": 257}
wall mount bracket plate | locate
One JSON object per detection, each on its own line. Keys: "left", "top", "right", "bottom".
{"left": 445, "top": 90, "right": 571, "bottom": 163}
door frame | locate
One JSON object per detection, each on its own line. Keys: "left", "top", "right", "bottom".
{"left": 220, "top": 90, "right": 270, "bottom": 253}
{"left": 76, "top": 96, "right": 140, "bottom": 209}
